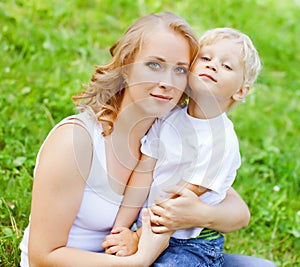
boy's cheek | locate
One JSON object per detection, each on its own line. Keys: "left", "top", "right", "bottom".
{"left": 188, "top": 73, "right": 202, "bottom": 91}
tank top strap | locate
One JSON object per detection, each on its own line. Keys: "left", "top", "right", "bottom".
{"left": 56, "top": 111, "right": 96, "bottom": 136}
{"left": 33, "top": 111, "right": 98, "bottom": 176}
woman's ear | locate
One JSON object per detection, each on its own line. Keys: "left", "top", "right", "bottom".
{"left": 122, "top": 65, "right": 128, "bottom": 78}
{"left": 121, "top": 67, "right": 128, "bottom": 86}
{"left": 232, "top": 84, "right": 250, "bottom": 102}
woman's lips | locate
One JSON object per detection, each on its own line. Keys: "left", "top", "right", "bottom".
{"left": 150, "top": 93, "right": 172, "bottom": 102}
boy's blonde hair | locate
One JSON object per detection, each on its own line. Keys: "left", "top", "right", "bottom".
{"left": 73, "top": 12, "right": 199, "bottom": 135}
{"left": 199, "top": 27, "right": 261, "bottom": 87}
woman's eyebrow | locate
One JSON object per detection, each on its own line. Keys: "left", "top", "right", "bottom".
{"left": 147, "top": 56, "right": 189, "bottom": 66}
{"left": 177, "top": 61, "right": 189, "bottom": 67}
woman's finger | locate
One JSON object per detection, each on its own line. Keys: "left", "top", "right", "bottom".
{"left": 148, "top": 207, "right": 164, "bottom": 226}
{"left": 150, "top": 204, "right": 165, "bottom": 217}
{"left": 163, "top": 185, "right": 196, "bottom": 198}
{"left": 141, "top": 208, "right": 151, "bottom": 231}
{"left": 151, "top": 225, "right": 170, "bottom": 234}
{"left": 161, "top": 185, "right": 185, "bottom": 196}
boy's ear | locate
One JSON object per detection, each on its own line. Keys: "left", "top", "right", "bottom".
{"left": 232, "top": 85, "right": 250, "bottom": 102}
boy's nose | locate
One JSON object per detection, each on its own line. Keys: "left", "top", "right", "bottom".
{"left": 206, "top": 65, "right": 217, "bottom": 72}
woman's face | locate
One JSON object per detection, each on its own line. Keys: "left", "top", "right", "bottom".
{"left": 122, "top": 28, "right": 191, "bottom": 118}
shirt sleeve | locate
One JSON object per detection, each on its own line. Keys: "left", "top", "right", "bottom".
{"left": 140, "top": 118, "right": 163, "bottom": 159}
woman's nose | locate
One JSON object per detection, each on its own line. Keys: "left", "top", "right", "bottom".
{"left": 158, "top": 81, "right": 172, "bottom": 90}
{"left": 158, "top": 71, "right": 174, "bottom": 90}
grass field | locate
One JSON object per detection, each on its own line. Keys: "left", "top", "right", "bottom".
{"left": 1, "top": 0, "right": 299, "bottom": 266}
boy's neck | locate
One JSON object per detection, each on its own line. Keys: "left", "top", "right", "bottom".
{"left": 187, "top": 96, "right": 229, "bottom": 119}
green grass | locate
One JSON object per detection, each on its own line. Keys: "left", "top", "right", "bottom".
{"left": 1, "top": 0, "right": 299, "bottom": 266}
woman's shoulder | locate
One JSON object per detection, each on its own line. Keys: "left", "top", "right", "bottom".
{"left": 35, "top": 114, "right": 94, "bottom": 181}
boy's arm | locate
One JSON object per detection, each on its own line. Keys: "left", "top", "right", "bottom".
{"left": 102, "top": 154, "right": 157, "bottom": 256}
{"left": 113, "top": 153, "right": 157, "bottom": 229}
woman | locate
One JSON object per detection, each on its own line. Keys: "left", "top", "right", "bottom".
{"left": 20, "top": 11, "right": 198, "bottom": 266}
{"left": 19, "top": 11, "right": 274, "bottom": 267}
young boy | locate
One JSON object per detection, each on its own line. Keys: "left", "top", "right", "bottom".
{"left": 102, "top": 27, "right": 262, "bottom": 266}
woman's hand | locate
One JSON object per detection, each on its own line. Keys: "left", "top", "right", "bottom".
{"left": 133, "top": 208, "right": 171, "bottom": 266}
{"left": 150, "top": 186, "right": 210, "bottom": 233}
{"left": 150, "top": 186, "right": 250, "bottom": 234}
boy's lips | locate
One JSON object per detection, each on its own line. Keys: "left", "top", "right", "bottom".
{"left": 199, "top": 74, "right": 217, "bottom": 82}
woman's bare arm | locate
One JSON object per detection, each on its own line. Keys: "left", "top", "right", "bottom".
{"left": 28, "top": 124, "right": 167, "bottom": 267}
{"left": 150, "top": 186, "right": 250, "bottom": 234}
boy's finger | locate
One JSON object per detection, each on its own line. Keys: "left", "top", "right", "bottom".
{"left": 105, "top": 245, "right": 122, "bottom": 255}
{"left": 116, "top": 250, "right": 128, "bottom": 256}
{"left": 111, "top": 226, "right": 128, "bottom": 234}
{"left": 101, "top": 236, "right": 119, "bottom": 249}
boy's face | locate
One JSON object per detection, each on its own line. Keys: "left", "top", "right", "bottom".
{"left": 189, "top": 38, "right": 245, "bottom": 103}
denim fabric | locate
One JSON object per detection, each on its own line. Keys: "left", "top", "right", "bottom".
{"left": 223, "top": 253, "right": 276, "bottom": 267}
{"left": 152, "top": 235, "right": 224, "bottom": 267}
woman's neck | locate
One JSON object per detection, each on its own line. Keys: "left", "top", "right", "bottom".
{"left": 114, "top": 105, "right": 156, "bottom": 142}
{"left": 106, "top": 96, "right": 156, "bottom": 169}
{"left": 103, "top": 101, "right": 155, "bottom": 195}
{"left": 116, "top": 92, "right": 156, "bottom": 141}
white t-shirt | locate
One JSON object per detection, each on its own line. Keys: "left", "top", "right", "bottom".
{"left": 19, "top": 112, "right": 124, "bottom": 266}
{"left": 140, "top": 107, "right": 241, "bottom": 239}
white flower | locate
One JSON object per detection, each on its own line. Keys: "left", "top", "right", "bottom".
{"left": 273, "top": 185, "right": 280, "bottom": 192}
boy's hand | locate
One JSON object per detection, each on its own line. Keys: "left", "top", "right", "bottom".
{"left": 101, "top": 227, "right": 139, "bottom": 256}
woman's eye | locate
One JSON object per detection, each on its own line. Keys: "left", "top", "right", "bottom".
{"left": 175, "top": 66, "right": 188, "bottom": 74}
{"left": 146, "top": 61, "right": 161, "bottom": 69}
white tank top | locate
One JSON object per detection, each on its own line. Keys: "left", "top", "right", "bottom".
{"left": 20, "top": 112, "right": 124, "bottom": 266}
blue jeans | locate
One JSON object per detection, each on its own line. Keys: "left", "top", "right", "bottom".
{"left": 223, "top": 253, "right": 276, "bottom": 267}
{"left": 152, "top": 234, "right": 224, "bottom": 267}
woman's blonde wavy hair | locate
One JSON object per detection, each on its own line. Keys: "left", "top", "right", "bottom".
{"left": 72, "top": 11, "right": 199, "bottom": 136}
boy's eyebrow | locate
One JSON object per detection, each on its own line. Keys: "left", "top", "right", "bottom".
{"left": 147, "top": 56, "right": 189, "bottom": 66}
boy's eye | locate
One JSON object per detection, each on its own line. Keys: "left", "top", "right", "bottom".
{"left": 201, "top": 56, "right": 210, "bottom": 61}
{"left": 146, "top": 61, "right": 161, "bottom": 69}
{"left": 223, "top": 64, "right": 232, "bottom": 70}
{"left": 175, "top": 66, "right": 188, "bottom": 74}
